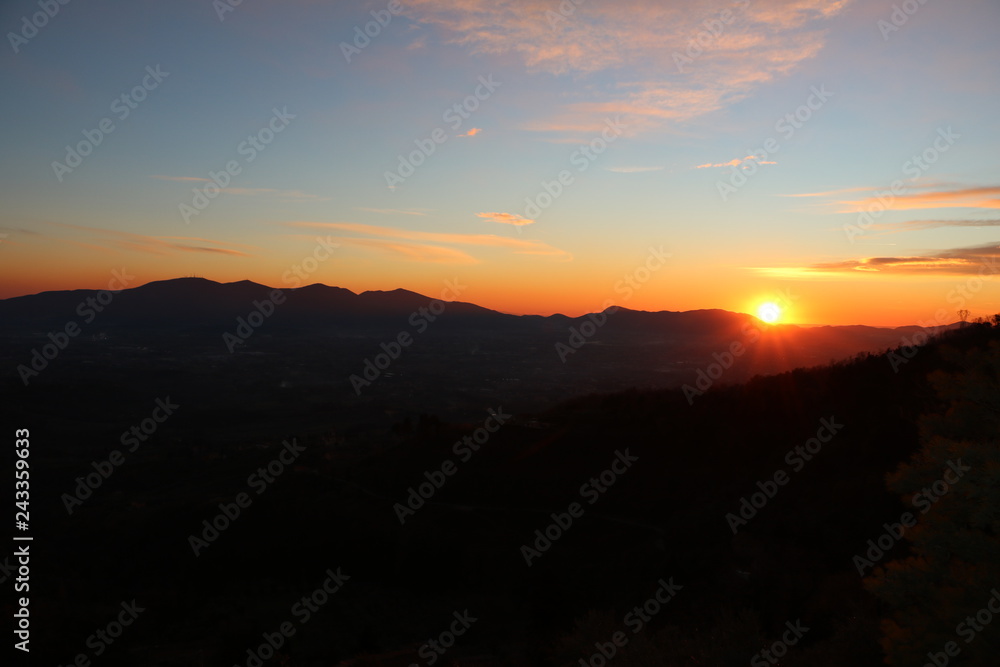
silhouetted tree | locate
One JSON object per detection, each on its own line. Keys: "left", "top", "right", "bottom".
{"left": 866, "top": 342, "right": 1000, "bottom": 665}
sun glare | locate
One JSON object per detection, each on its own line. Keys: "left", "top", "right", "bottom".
{"left": 757, "top": 302, "right": 781, "bottom": 324}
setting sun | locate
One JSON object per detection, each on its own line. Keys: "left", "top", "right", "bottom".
{"left": 758, "top": 302, "right": 782, "bottom": 324}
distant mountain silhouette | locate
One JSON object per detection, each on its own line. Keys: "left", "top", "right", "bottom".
{"left": 0, "top": 278, "right": 960, "bottom": 400}
{"left": 0, "top": 277, "right": 951, "bottom": 332}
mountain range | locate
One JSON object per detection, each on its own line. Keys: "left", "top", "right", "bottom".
{"left": 0, "top": 277, "right": 955, "bottom": 418}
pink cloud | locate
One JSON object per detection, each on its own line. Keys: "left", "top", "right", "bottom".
{"left": 476, "top": 212, "right": 535, "bottom": 226}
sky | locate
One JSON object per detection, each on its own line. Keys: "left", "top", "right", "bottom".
{"left": 1, "top": 0, "right": 999, "bottom": 326}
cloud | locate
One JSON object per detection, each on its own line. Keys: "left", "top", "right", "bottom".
{"left": 785, "top": 184, "right": 1000, "bottom": 215}
{"left": 152, "top": 177, "right": 330, "bottom": 201}
{"left": 402, "top": 0, "right": 850, "bottom": 135}
{"left": 607, "top": 166, "right": 665, "bottom": 173}
{"left": 218, "top": 188, "right": 331, "bottom": 201}
{"left": 780, "top": 186, "right": 880, "bottom": 198}
{"left": 337, "top": 238, "right": 479, "bottom": 264}
{"left": 284, "top": 221, "right": 571, "bottom": 261}
{"left": 856, "top": 218, "right": 1000, "bottom": 234}
{"left": 151, "top": 175, "right": 210, "bottom": 182}
{"left": 356, "top": 207, "right": 429, "bottom": 216}
{"left": 37, "top": 222, "right": 253, "bottom": 257}
{"left": 459, "top": 127, "right": 483, "bottom": 137}
{"left": 696, "top": 155, "right": 777, "bottom": 169}
{"left": 759, "top": 242, "right": 1000, "bottom": 277}
{"left": 477, "top": 212, "right": 535, "bottom": 226}
{"left": 840, "top": 185, "right": 1000, "bottom": 213}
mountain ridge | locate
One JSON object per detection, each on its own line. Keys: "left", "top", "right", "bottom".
{"left": 0, "top": 277, "right": 959, "bottom": 332}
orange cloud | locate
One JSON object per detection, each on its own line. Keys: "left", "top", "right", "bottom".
{"left": 758, "top": 243, "right": 1000, "bottom": 277}
{"left": 476, "top": 212, "right": 535, "bottom": 226}
{"left": 284, "top": 221, "right": 571, "bottom": 261}
{"left": 338, "top": 238, "right": 478, "bottom": 264}
{"left": 841, "top": 185, "right": 1000, "bottom": 213}
{"left": 864, "top": 218, "right": 1000, "bottom": 234}
{"left": 459, "top": 127, "right": 483, "bottom": 137}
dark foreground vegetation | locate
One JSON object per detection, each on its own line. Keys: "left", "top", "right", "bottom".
{"left": 3, "top": 318, "right": 999, "bottom": 665}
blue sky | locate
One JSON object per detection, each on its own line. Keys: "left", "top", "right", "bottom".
{"left": 2, "top": 0, "right": 999, "bottom": 325}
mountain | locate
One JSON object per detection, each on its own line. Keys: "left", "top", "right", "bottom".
{"left": 0, "top": 278, "right": 958, "bottom": 419}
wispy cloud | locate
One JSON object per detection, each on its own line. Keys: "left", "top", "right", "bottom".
{"left": 856, "top": 218, "right": 1000, "bottom": 234}
{"left": 152, "top": 176, "right": 329, "bottom": 201}
{"left": 339, "top": 238, "right": 479, "bottom": 264}
{"left": 783, "top": 184, "right": 1000, "bottom": 215}
{"left": 459, "top": 127, "right": 483, "bottom": 137}
{"left": 696, "top": 155, "right": 776, "bottom": 169}
{"left": 284, "top": 221, "right": 571, "bottom": 261}
{"left": 607, "top": 165, "right": 665, "bottom": 173}
{"left": 757, "top": 242, "right": 1000, "bottom": 277}
{"left": 219, "top": 188, "right": 330, "bottom": 201}
{"left": 839, "top": 185, "right": 1000, "bottom": 213}
{"left": 356, "top": 207, "right": 430, "bottom": 216}
{"left": 151, "top": 175, "right": 210, "bottom": 182}
{"left": 37, "top": 222, "right": 254, "bottom": 257}
{"left": 477, "top": 212, "right": 535, "bottom": 226}
{"left": 781, "top": 186, "right": 879, "bottom": 198}
{"left": 403, "top": 0, "right": 850, "bottom": 136}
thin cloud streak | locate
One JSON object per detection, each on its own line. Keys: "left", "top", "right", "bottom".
{"left": 757, "top": 242, "right": 1000, "bottom": 277}
{"left": 477, "top": 212, "right": 535, "bottom": 226}
{"left": 284, "top": 221, "right": 571, "bottom": 261}
{"left": 36, "top": 221, "right": 253, "bottom": 257}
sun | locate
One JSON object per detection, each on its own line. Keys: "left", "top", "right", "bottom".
{"left": 757, "top": 302, "right": 782, "bottom": 324}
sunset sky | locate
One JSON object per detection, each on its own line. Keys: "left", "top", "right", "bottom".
{"left": 2, "top": 0, "right": 999, "bottom": 325}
